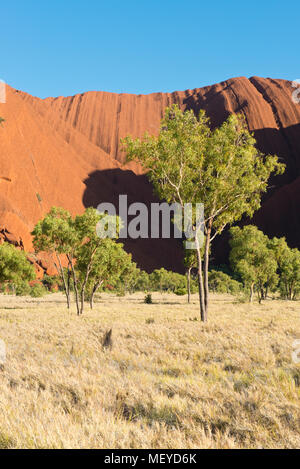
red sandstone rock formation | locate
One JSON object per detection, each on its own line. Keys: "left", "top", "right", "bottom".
{"left": 0, "top": 77, "right": 299, "bottom": 272}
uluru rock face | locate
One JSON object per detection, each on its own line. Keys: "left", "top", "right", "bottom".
{"left": 0, "top": 77, "right": 299, "bottom": 272}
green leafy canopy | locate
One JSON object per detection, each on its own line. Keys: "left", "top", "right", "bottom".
{"left": 0, "top": 243, "right": 35, "bottom": 284}
{"left": 122, "top": 105, "right": 285, "bottom": 235}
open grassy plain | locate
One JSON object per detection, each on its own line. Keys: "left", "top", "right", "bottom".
{"left": 0, "top": 292, "right": 299, "bottom": 449}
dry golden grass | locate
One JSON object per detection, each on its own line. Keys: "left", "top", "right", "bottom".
{"left": 0, "top": 291, "right": 299, "bottom": 449}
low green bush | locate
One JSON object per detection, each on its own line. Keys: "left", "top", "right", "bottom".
{"left": 30, "top": 283, "right": 48, "bottom": 298}
{"left": 16, "top": 281, "right": 31, "bottom": 296}
{"left": 144, "top": 293, "right": 153, "bottom": 304}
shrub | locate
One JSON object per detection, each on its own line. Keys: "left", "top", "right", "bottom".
{"left": 174, "top": 287, "right": 187, "bottom": 296}
{"left": 15, "top": 281, "right": 31, "bottom": 296}
{"left": 42, "top": 274, "right": 62, "bottom": 292}
{"left": 228, "top": 279, "right": 243, "bottom": 295}
{"left": 144, "top": 293, "right": 153, "bottom": 304}
{"left": 209, "top": 270, "right": 242, "bottom": 295}
{"left": 146, "top": 318, "right": 155, "bottom": 324}
{"left": 30, "top": 283, "right": 48, "bottom": 298}
{"left": 149, "top": 269, "right": 186, "bottom": 293}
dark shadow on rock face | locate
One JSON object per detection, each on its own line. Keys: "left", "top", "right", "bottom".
{"left": 252, "top": 175, "right": 300, "bottom": 249}
{"left": 183, "top": 82, "right": 236, "bottom": 129}
{"left": 236, "top": 125, "right": 300, "bottom": 254}
{"left": 184, "top": 88, "right": 300, "bottom": 179}
{"left": 83, "top": 168, "right": 184, "bottom": 273}
{"left": 253, "top": 125, "right": 300, "bottom": 182}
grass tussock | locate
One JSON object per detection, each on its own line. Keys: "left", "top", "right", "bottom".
{"left": 0, "top": 291, "right": 299, "bottom": 449}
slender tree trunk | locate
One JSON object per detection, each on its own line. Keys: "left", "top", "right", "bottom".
{"left": 289, "top": 285, "right": 294, "bottom": 301}
{"left": 282, "top": 280, "right": 287, "bottom": 300}
{"left": 79, "top": 247, "right": 98, "bottom": 315}
{"left": 67, "top": 263, "right": 71, "bottom": 304}
{"left": 265, "top": 286, "right": 268, "bottom": 300}
{"left": 249, "top": 282, "right": 254, "bottom": 302}
{"left": 90, "top": 292, "right": 94, "bottom": 310}
{"left": 55, "top": 253, "right": 70, "bottom": 309}
{"left": 187, "top": 268, "right": 191, "bottom": 304}
{"left": 292, "top": 290, "right": 295, "bottom": 301}
{"left": 259, "top": 286, "right": 264, "bottom": 303}
{"left": 291, "top": 281, "right": 295, "bottom": 300}
{"left": 195, "top": 234, "right": 206, "bottom": 322}
{"left": 80, "top": 289, "right": 85, "bottom": 316}
{"left": 90, "top": 280, "right": 103, "bottom": 309}
{"left": 203, "top": 221, "right": 212, "bottom": 314}
{"left": 67, "top": 255, "right": 80, "bottom": 316}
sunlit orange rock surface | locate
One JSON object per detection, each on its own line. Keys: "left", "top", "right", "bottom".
{"left": 0, "top": 77, "right": 299, "bottom": 273}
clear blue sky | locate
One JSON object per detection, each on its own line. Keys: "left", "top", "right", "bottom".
{"left": 1, "top": 0, "right": 298, "bottom": 98}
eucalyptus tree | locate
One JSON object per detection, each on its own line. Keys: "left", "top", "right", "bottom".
{"left": 122, "top": 105, "right": 284, "bottom": 321}
{"left": 269, "top": 237, "right": 300, "bottom": 300}
{"left": 32, "top": 207, "right": 76, "bottom": 308}
{"left": 184, "top": 250, "right": 197, "bottom": 304}
{"left": 229, "top": 226, "right": 278, "bottom": 303}
{"left": 32, "top": 207, "right": 122, "bottom": 314}
{"left": 0, "top": 243, "right": 35, "bottom": 292}
{"left": 78, "top": 238, "right": 134, "bottom": 309}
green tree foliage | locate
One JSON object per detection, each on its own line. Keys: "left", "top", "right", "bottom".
{"left": 144, "top": 293, "right": 153, "bottom": 304}
{"left": 78, "top": 238, "right": 134, "bottom": 308}
{"left": 149, "top": 268, "right": 186, "bottom": 294}
{"left": 42, "top": 274, "right": 62, "bottom": 293}
{"left": 208, "top": 270, "right": 242, "bottom": 295}
{"left": 113, "top": 268, "right": 155, "bottom": 295}
{"left": 149, "top": 268, "right": 168, "bottom": 294}
{"left": 0, "top": 243, "right": 35, "bottom": 292}
{"left": 30, "top": 283, "right": 48, "bottom": 298}
{"left": 122, "top": 105, "right": 284, "bottom": 321}
{"left": 32, "top": 207, "right": 75, "bottom": 308}
{"left": 269, "top": 237, "right": 300, "bottom": 300}
{"left": 32, "top": 207, "right": 136, "bottom": 314}
{"left": 229, "top": 226, "right": 279, "bottom": 303}
{"left": 279, "top": 249, "right": 300, "bottom": 300}
{"left": 72, "top": 208, "right": 106, "bottom": 315}
{"left": 15, "top": 280, "right": 48, "bottom": 298}
{"left": 74, "top": 208, "right": 129, "bottom": 314}
{"left": 116, "top": 259, "right": 140, "bottom": 295}
{"left": 184, "top": 250, "right": 197, "bottom": 303}
{"left": 134, "top": 270, "right": 151, "bottom": 293}
{"left": 15, "top": 281, "right": 32, "bottom": 296}
{"left": 32, "top": 207, "right": 101, "bottom": 314}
